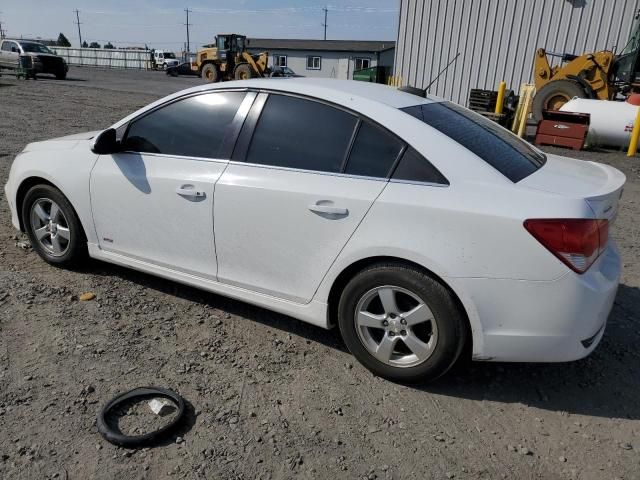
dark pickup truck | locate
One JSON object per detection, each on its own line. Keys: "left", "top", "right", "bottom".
{"left": 0, "top": 39, "right": 68, "bottom": 79}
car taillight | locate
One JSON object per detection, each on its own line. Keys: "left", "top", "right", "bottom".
{"left": 524, "top": 219, "right": 609, "bottom": 274}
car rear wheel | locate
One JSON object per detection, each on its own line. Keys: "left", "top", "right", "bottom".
{"left": 22, "top": 184, "right": 87, "bottom": 267}
{"left": 55, "top": 71, "right": 66, "bottom": 80}
{"left": 338, "top": 263, "right": 467, "bottom": 383}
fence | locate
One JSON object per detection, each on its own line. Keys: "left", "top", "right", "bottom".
{"left": 50, "top": 47, "right": 151, "bottom": 69}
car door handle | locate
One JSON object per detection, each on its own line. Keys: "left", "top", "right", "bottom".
{"left": 308, "top": 203, "right": 349, "bottom": 216}
{"left": 175, "top": 185, "right": 206, "bottom": 198}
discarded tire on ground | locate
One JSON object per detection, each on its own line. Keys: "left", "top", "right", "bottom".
{"left": 97, "top": 386, "right": 186, "bottom": 448}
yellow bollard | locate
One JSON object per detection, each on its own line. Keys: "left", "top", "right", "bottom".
{"left": 495, "top": 81, "right": 506, "bottom": 115}
{"left": 627, "top": 106, "right": 640, "bottom": 157}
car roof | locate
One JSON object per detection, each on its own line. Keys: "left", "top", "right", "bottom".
{"left": 111, "top": 78, "right": 443, "bottom": 135}
{"left": 213, "top": 78, "right": 440, "bottom": 109}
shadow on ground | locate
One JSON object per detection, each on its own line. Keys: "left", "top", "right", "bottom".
{"left": 89, "top": 260, "right": 640, "bottom": 421}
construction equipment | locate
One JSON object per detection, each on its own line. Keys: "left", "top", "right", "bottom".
{"left": 194, "top": 34, "right": 269, "bottom": 83}
{"left": 532, "top": 9, "right": 640, "bottom": 120}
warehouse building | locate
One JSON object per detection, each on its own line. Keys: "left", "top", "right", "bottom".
{"left": 247, "top": 38, "right": 395, "bottom": 79}
{"left": 394, "top": 0, "right": 640, "bottom": 105}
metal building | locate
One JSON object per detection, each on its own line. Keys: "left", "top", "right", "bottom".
{"left": 394, "top": 0, "right": 640, "bottom": 105}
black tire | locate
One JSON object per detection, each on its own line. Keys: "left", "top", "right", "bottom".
{"left": 338, "top": 263, "right": 468, "bottom": 383}
{"left": 201, "top": 63, "right": 218, "bottom": 83}
{"left": 55, "top": 72, "right": 66, "bottom": 80}
{"left": 532, "top": 79, "right": 586, "bottom": 121}
{"left": 22, "top": 184, "right": 87, "bottom": 267}
{"left": 234, "top": 63, "right": 253, "bottom": 81}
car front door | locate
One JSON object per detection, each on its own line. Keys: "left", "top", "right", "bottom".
{"left": 213, "top": 93, "right": 405, "bottom": 303}
{"left": 0, "top": 41, "right": 20, "bottom": 69}
{"left": 90, "top": 90, "right": 253, "bottom": 279}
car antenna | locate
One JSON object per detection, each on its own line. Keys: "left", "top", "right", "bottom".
{"left": 398, "top": 52, "right": 460, "bottom": 98}
{"left": 424, "top": 52, "right": 460, "bottom": 92}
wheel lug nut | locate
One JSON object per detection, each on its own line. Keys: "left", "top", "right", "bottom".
{"left": 388, "top": 332, "right": 395, "bottom": 337}
{"left": 400, "top": 330, "right": 407, "bottom": 336}
{"left": 400, "top": 319, "right": 407, "bottom": 325}
{"left": 382, "top": 320, "right": 389, "bottom": 327}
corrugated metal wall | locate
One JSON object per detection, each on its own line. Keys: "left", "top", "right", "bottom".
{"left": 394, "top": 0, "right": 640, "bottom": 105}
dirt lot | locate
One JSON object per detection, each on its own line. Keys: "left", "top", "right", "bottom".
{"left": 0, "top": 67, "right": 639, "bottom": 480}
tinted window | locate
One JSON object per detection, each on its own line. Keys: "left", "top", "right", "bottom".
{"left": 345, "top": 121, "right": 404, "bottom": 178}
{"left": 246, "top": 94, "right": 357, "bottom": 173}
{"left": 392, "top": 147, "right": 449, "bottom": 185}
{"left": 19, "top": 42, "right": 52, "bottom": 54}
{"left": 124, "top": 92, "right": 245, "bottom": 158}
{"left": 2, "top": 42, "right": 16, "bottom": 52}
{"left": 401, "top": 102, "right": 545, "bottom": 182}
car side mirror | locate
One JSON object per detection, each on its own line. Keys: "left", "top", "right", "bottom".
{"left": 91, "top": 128, "right": 120, "bottom": 154}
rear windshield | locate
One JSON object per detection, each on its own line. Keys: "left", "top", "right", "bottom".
{"left": 401, "top": 101, "right": 546, "bottom": 182}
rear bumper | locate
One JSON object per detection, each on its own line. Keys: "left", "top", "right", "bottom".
{"left": 454, "top": 242, "right": 620, "bottom": 363}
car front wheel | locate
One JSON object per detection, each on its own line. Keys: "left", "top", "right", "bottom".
{"left": 338, "top": 263, "right": 468, "bottom": 383}
{"left": 22, "top": 184, "right": 87, "bottom": 267}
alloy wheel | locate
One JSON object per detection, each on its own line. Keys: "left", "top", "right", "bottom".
{"left": 354, "top": 286, "right": 438, "bottom": 368}
{"left": 29, "top": 198, "right": 71, "bottom": 257}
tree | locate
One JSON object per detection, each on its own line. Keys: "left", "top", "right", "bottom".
{"left": 81, "top": 41, "right": 88, "bottom": 48}
{"left": 57, "top": 33, "right": 71, "bottom": 47}
{"left": 104, "top": 42, "right": 114, "bottom": 49}
{"left": 89, "top": 41, "right": 101, "bottom": 49}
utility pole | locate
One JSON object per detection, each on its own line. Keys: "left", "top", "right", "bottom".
{"left": 322, "top": 6, "right": 328, "bottom": 40}
{"left": 74, "top": 9, "right": 83, "bottom": 47}
{"left": 184, "top": 8, "right": 192, "bottom": 54}
{"left": 0, "top": 12, "right": 5, "bottom": 39}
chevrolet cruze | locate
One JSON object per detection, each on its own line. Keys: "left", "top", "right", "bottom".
{"left": 4, "top": 79, "right": 625, "bottom": 382}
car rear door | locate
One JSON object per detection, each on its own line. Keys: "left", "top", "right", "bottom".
{"left": 90, "top": 90, "right": 254, "bottom": 279}
{"left": 213, "top": 93, "right": 405, "bottom": 303}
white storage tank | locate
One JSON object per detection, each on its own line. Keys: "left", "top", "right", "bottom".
{"left": 559, "top": 98, "right": 638, "bottom": 148}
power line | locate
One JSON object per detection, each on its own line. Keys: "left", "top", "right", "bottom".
{"left": 322, "top": 6, "right": 328, "bottom": 40}
{"left": 74, "top": 9, "right": 83, "bottom": 47}
{"left": 184, "top": 8, "right": 192, "bottom": 53}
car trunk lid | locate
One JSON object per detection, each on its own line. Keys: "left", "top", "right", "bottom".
{"left": 519, "top": 153, "right": 626, "bottom": 223}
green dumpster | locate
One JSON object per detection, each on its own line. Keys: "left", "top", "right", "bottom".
{"left": 353, "top": 65, "right": 389, "bottom": 84}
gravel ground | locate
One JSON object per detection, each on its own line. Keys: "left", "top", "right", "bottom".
{"left": 0, "top": 67, "right": 639, "bottom": 480}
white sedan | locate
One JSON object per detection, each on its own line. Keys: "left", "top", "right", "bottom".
{"left": 4, "top": 79, "right": 625, "bottom": 382}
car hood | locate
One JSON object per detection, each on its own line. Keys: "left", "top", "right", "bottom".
{"left": 22, "top": 131, "right": 100, "bottom": 152}
{"left": 519, "top": 153, "right": 626, "bottom": 221}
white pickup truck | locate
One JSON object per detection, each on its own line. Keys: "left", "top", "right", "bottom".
{"left": 0, "top": 39, "right": 68, "bottom": 79}
{"left": 152, "top": 50, "right": 179, "bottom": 70}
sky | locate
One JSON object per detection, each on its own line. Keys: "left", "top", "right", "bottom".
{"left": 0, "top": 0, "right": 399, "bottom": 50}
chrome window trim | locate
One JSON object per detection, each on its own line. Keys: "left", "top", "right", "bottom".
{"left": 226, "top": 158, "right": 387, "bottom": 181}
{"left": 116, "top": 150, "right": 231, "bottom": 164}
{"left": 388, "top": 178, "right": 450, "bottom": 188}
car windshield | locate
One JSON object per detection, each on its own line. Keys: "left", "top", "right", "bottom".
{"left": 401, "top": 101, "right": 546, "bottom": 182}
{"left": 164, "top": 52, "right": 176, "bottom": 59}
{"left": 19, "top": 42, "right": 53, "bottom": 54}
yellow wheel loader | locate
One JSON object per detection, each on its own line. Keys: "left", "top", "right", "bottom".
{"left": 194, "top": 34, "right": 269, "bottom": 83}
{"left": 532, "top": 11, "right": 640, "bottom": 120}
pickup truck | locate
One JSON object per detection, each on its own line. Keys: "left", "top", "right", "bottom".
{"left": 0, "top": 39, "right": 68, "bottom": 79}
